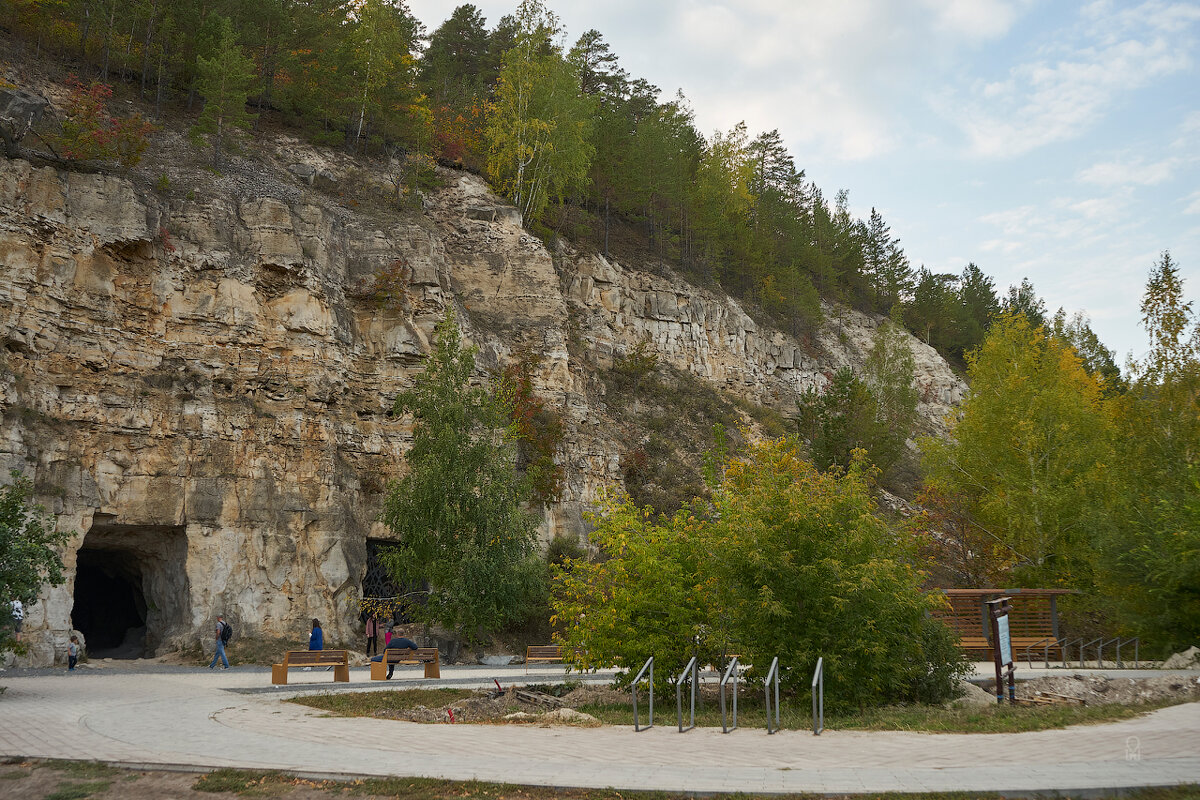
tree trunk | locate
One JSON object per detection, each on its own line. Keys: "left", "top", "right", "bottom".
{"left": 140, "top": 0, "right": 159, "bottom": 100}
{"left": 603, "top": 196, "right": 610, "bottom": 256}
{"left": 78, "top": 5, "right": 91, "bottom": 64}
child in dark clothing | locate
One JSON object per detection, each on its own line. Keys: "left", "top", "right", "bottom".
{"left": 67, "top": 636, "right": 80, "bottom": 671}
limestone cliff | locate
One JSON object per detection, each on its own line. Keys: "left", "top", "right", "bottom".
{"left": 0, "top": 145, "right": 963, "bottom": 666}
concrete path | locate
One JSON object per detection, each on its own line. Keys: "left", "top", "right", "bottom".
{"left": 0, "top": 663, "right": 1198, "bottom": 796}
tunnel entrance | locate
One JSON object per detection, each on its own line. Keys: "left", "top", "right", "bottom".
{"left": 72, "top": 521, "right": 189, "bottom": 659}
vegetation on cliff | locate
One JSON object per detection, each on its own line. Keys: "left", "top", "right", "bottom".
{"left": 0, "top": 472, "right": 70, "bottom": 656}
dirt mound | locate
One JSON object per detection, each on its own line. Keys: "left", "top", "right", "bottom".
{"left": 1014, "top": 674, "right": 1200, "bottom": 705}
{"left": 562, "top": 685, "right": 628, "bottom": 706}
{"left": 539, "top": 708, "right": 602, "bottom": 727}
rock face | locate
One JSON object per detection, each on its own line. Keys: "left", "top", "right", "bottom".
{"left": 0, "top": 155, "right": 964, "bottom": 666}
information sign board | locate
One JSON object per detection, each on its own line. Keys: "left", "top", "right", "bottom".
{"left": 996, "top": 613, "right": 1012, "bottom": 666}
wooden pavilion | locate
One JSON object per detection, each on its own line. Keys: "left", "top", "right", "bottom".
{"left": 931, "top": 588, "right": 1076, "bottom": 661}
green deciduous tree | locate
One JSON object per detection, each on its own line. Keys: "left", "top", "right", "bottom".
{"left": 921, "top": 313, "right": 1112, "bottom": 589}
{"left": 1100, "top": 252, "right": 1200, "bottom": 652}
{"left": 1, "top": 472, "right": 71, "bottom": 655}
{"left": 342, "top": 0, "right": 424, "bottom": 153}
{"left": 379, "top": 310, "right": 542, "bottom": 642}
{"left": 485, "top": 0, "right": 594, "bottom": 222}
{"left": 714, "top": 439, "right": 968, "bottom": 707}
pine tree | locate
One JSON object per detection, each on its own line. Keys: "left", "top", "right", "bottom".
{"left": 190, "top": 16, "right": 256, "bottom": 163}
{"left": 420, "top": 4, "right": 490, "bottom": 106}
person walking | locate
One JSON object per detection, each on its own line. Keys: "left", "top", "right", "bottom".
{"left": 10, "top": 599, "right": 23, "bottom": 642}
{"left": 208, "top": 615, "right": 230, "bottom": 669}
{"left": 364, "top": 613, "right": 378, "bottom": 656}
{"left": 67, "top": 635, "right": 80, "bottom": 671}
{"left": 370, "top": 636, "right": 419, "bottom": 679}
{"left": 308, "top": 618, "right": 323, "bottom": 651}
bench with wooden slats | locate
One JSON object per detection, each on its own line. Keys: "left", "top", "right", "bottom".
{"left": 525, "top": 645, "right": 563, "bottom": 673}
{"left": 271, "top": 650, "right": 350, "bottom": 685}
{"left": 956, "top": 636, "right": 1063, "bottom": 662}
{"left": 369, "top": 647, "right": 440, "bottom": 680}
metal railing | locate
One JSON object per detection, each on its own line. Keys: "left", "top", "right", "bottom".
{"left": 811, "top": 657, "right": 824, "bottom": 736}
{"left": 632, "top": 656, "right": 654, "bottom": 731}
{"left": 719, "top": 656, "right": 739, "bottom": 733}
{"left": 676, "top": 656, "right": 698, "bottom": 732}
{"left": 764, "top": 656, "right": 781, "bottom": 734}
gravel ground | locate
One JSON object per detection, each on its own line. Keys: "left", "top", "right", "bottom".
{"left": 1014, "top": 674, "right": 1200, "bottom": 705}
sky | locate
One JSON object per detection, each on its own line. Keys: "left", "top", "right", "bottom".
{"left": 406, "top": 0, "right": 1200, "bottom": 362}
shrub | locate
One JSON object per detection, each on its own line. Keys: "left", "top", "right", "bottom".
{"left": 552, "top": 438, "right": 969, "bottom": 706}
{"left": 350, "top": 258, "right": 411, "bottom": 311}
{"left": 53, "top": 77, "right": 153, "bottom": 168}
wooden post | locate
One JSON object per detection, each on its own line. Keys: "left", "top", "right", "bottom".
{"left": 987, "top": 597, "right": 1015, "bottom": 703}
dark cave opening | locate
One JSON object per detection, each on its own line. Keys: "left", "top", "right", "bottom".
{"left": 71, "top": 522, "right": 189, "bottom": 659}
{"left": 72, "top": 548, "right": 148, "bottom": 658}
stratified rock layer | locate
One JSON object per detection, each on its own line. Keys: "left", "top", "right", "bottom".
{"left": 0, "top": 157, "right": 963, "bottom": 665}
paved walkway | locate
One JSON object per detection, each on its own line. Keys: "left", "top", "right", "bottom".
{"left": 0, "top": 663, "right": 1198, "bottom": 796}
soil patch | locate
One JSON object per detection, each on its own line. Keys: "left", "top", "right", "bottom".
{"left": 1013, "top": 674, "right": 1200, "bottom": 706}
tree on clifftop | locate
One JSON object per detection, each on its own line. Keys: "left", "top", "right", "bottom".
{"left": 485, "top": 0, "right": 594, "bottom": 222}
{"left": 379, "top": 310, "right": 542, "bottom": 642}
{"left": 190, "top": 16, "right": 256, "bottom": 164}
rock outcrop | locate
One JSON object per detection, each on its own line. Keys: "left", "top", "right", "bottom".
{"left": 0, "top": 151, "right": 963, "bottom": 666}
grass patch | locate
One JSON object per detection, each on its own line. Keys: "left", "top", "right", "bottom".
{"left": 43, "top": 780, "right": 111, "bottom": 800}
{"left": 289, "top": 688, "right": 475, "bottom": 718}
{"left": 575, "top": 695, "right": 1196, "bottom": 734}
{"left": 193, "top": 768, "right": 295, "bottom": 795}
{"left": 831, "top": 699, "right": 1189, "bottom": 733}
{"left": 12, "top": 761, "right": 1199, "bottom": 800}
{"left": 42, "top": 761, "right": 123, "bottom": 779}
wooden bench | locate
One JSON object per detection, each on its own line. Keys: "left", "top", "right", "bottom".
{"left": 957, "top": 636, "right": 1063, "bottom": 662}
{"left": 525, "top": 645, "right": 563, "bottom": 673}
{"left": 370, "top": 647, "right": 440, "bottom": 680}
{"left": 271, "top": 650, "right": 350, "bottom": 685}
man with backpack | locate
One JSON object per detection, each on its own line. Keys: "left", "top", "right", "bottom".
{"left": 209, "top": 615, "right": 231, "bottom": 669}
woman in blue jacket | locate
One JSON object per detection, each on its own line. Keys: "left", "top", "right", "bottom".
{"left": 308, "top": 619, "right": 323, "bottom": 650}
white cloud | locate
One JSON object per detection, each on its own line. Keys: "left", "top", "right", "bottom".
{"left": 921, "top": 0, "right": 1026, "bottom": 39}
{"left": 1078, "top": 157, "right": 1180, "bottom": 185}
{"left": 937, "top": 2, "right": 1198, "bottom": 158}
{"left": 1184, "top": 190, "right": 1200, "bottom": 215}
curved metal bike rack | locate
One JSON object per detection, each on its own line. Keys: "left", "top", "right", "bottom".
{"left": 1116, "top": 637, "right": 1139, "bottom": 669}
{"left": 811, "top": 657, "right": 824, "bottom": 736}
{"left": 676, "top": 656, "right": 698, "bottom": 732}
{"left": 764, "top": 656, "right": 781, "bottom": 734}
{"left": 719, "top": 656, "right": 739, "bottom": 733}
{"left": 632, "top": 656, "right": 654, "bottom": 731}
